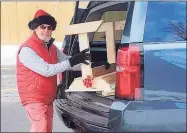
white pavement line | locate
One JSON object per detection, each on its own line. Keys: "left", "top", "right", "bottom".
{"left": 1, "top": 89, "right": 17, "bottom": 92}
{"left": 1, "top": 66, "right": 16, "bottom": 70}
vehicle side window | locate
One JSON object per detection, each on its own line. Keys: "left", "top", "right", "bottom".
{"left": 93, "top": 11, "right": 126, "bottom": 41}
{"left": 143, "top": 2, "right": 186, "bottom": 42}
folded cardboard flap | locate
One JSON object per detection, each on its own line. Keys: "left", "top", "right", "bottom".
{"left": 92, "top": 63, "right": 116, "bottom": 78}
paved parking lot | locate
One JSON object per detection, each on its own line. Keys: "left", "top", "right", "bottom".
{"left": 1, "top": 66, "right": 72, "bottom": 132}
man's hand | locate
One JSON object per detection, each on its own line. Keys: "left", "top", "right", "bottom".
{"left": 68, "top": 48, "right": 91, "bottom": 67}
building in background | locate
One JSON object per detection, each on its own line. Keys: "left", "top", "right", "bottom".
{"left": 1, "top": 1, "right": 88, "bottom": 66}
{"left": 1, "top": 1, "right": 89, "bottom": 45}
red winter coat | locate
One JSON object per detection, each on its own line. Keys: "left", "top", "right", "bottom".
{"left": 16, "top": 33, "right": 57, "bottom": 106}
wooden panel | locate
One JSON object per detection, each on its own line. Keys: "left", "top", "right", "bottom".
{"left": 97, "top": 21, "right": 125, "bottom": 32}
{"left": 115, "top": 21, "right": 125, "bottom": 31}
{"left": 66, "top": 72, "right": 115, "bottom": 92}
{"left": 97, "top": 21, "right": 125, "bottom": 63}
{"left": 63, "top": 20, "right": 103, "bottom": 35}
{"left": 105, "top": 22, "right": 116, "bottom": 63}
{"left": 78, "top": 33, "right": 92, "bottom": 78}
{"left": 99, "top": 22, "right": 116, "bottom": 63}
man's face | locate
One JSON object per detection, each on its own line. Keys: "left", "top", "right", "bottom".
{"left": 34, "top": 24, "right": 53, "bottom": 42}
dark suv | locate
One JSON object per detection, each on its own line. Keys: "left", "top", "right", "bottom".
{"left": 55, "top": 1, "right": 186, "bottom": 132}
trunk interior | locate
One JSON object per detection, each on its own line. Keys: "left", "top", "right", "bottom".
{"left": 57, "top": 40, "right": 121, "bottom": 119}
{"left": 68, "top": 40, "right": 121, "bottom": 99}
{"left": 58, "top": 1, "right": 128, "bottom": 113}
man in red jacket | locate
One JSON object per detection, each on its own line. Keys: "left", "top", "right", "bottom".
{"left": 16, "top": 9, "right": 90, "bottom": 132}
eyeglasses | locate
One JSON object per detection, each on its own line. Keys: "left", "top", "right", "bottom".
{"left": 39, "top": 25, "right": 53, "bottom": 30}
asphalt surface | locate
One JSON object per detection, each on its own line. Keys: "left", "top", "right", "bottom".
{"left": 1, "top": 66, "right": 73, "bottom": 132}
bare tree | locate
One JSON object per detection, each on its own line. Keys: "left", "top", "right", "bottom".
{"left": 164, "top": 20, "right": 187, "bottom": 40}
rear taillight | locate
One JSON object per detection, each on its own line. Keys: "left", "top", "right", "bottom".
{"left": 116, "top": 44, "right": 141, "bottom": 100}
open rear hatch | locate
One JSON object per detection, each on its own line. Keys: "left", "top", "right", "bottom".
{"left": 55, "top": 1, "right": 143, "bottom": 131}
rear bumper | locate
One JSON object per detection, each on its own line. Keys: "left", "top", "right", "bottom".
{"left": 54, "top": 99, "right": 109, "bottom": 132}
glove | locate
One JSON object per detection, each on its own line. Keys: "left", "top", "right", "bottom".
{"left": 68, "top": 48, "right": 91, "bottom": 67}
{"left": 104, "top": 62, "right": 111, "bottom": 70}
